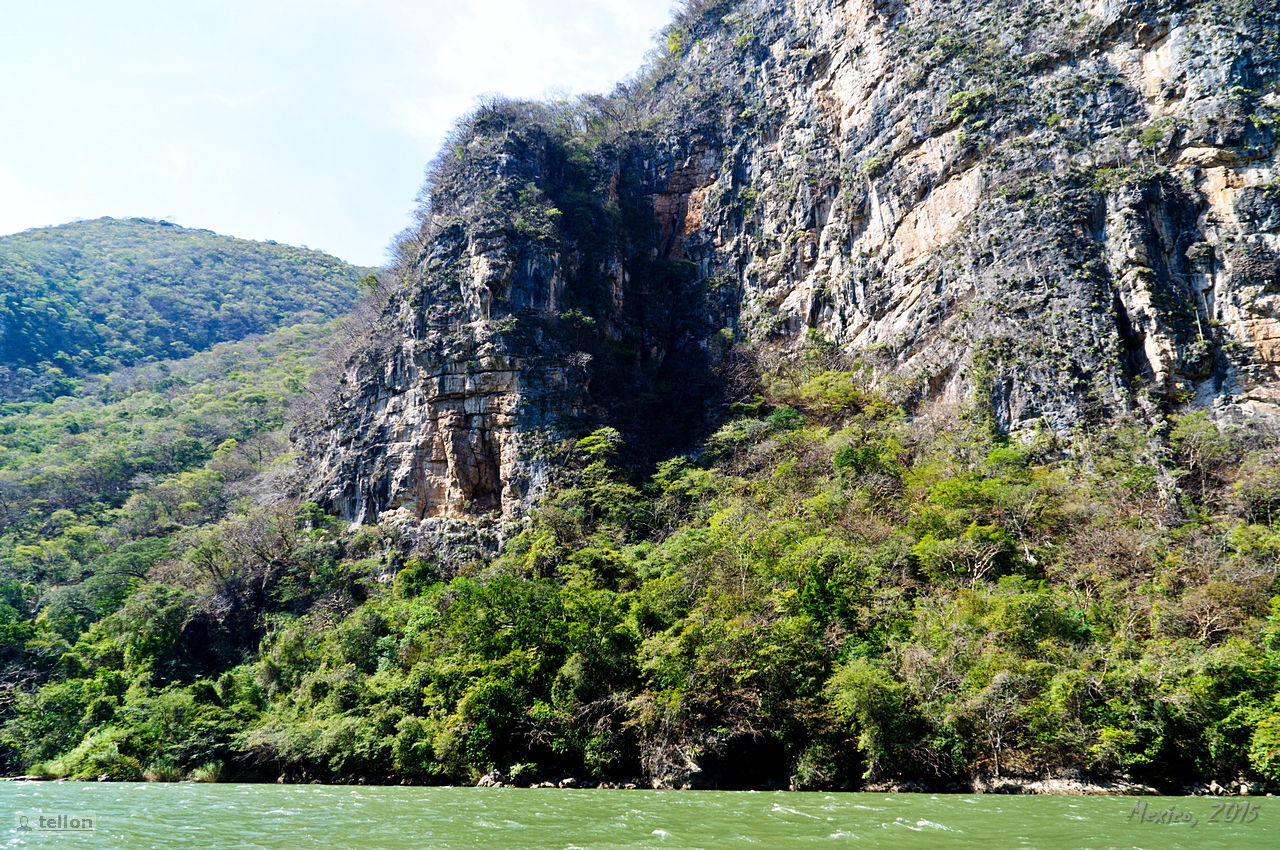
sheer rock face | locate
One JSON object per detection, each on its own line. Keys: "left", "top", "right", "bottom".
{"left": 303, "top": 132, "right": 567, "bottom": 525}
{"left": 304, "top": 126, "right": 723, "bottom": 527}
{"left": 305, "top": 0, "right": 1280, "bottom": 526}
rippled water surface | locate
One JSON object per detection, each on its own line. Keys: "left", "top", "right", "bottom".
{"left": 0, "top": 783, "right": 1276, "bottom": 849}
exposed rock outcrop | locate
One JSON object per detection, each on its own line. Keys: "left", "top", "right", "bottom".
{"left": 304, "top": 0, "right": 1280, "bottom": 527}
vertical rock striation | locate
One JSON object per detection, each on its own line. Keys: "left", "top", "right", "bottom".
{"left": 304, "top": 0, "right": 1280, "bottom": 527}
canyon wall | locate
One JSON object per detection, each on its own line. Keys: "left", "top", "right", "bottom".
{"left": 304, "top": 0, "right": 1280, "bottom": 527}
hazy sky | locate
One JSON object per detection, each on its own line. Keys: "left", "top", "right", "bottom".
{"left": 0, "top": 1, "right": 674, "bottom": 265}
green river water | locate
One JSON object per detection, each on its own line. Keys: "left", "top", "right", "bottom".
{"left": 0, "top": 783, "right": 1275, "bottom": 849}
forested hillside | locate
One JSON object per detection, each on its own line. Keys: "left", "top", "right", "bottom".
{"left": 0, "top": 218, "right": 366, "bottom": 400}
{"left": 2, "top": 341, "right": 1279, "bottom": 790}
{"left": 0, "top": 319, "right": 353, "bottom": 775}
{"left": 0, "top": 320, "right": 344, "bottom": 620}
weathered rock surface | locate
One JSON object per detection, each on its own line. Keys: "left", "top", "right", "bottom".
{"left": 303, "top": 0, "right": 1280, "bottom": 527}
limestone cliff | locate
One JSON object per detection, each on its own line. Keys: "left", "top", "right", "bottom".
{"left": 304, "top": 0, "right": 1280, "bottom": 528}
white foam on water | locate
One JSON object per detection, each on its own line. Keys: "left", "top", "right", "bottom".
{"left": 771, "top": 804, "right": 821, "bottom": 819}
{"left": 888, "top": 816, "right": 958, "bottom": 832}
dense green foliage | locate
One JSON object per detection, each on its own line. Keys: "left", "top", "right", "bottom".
{"left": 0, "top": 321, "right": 345, "bottom": 780}
{"left": 0, "top": 217, "right": 366, "bottom": 400}
{"left": 4, "top": 338, "right": 1277, "bottom": 789}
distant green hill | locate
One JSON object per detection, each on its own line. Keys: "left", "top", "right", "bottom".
{"left": 0, "top": 217, "right": 369, "bottom": 400}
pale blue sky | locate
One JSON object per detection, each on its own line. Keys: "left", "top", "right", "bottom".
{"left": 0, "top": 1, "right": 674, "bottom": 265}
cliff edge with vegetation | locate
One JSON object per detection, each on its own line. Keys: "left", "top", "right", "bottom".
{"left": 308, "top": 0, "right": 1280, "bottom": 531}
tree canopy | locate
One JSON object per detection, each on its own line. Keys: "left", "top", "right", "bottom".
{"left": 0, "top": 217, "right": 368, "bottom": 400}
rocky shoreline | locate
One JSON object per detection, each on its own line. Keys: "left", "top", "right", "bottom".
{"left": 4, "top": 771, "right": 1273, "bottom": 796}
{"left": 468, "top": 771, "right": 1273, "bottom": 797}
